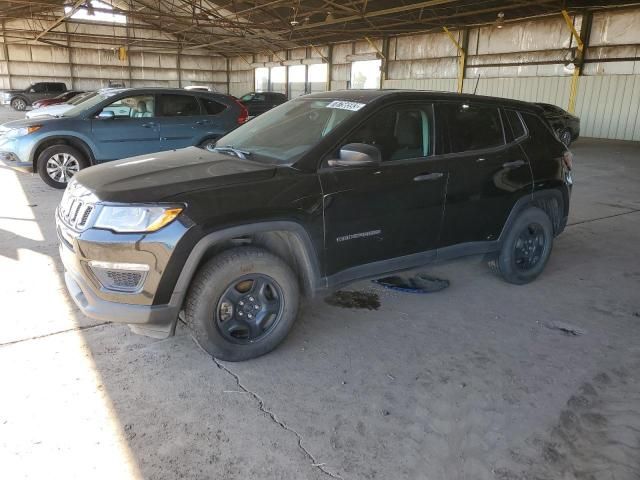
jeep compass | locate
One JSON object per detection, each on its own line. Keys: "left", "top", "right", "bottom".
{"left": 56, "top": 90, "right": 573, "bottom": 361}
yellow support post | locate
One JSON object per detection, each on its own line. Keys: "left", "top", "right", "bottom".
{"left": 561, "top": 10, "right": 584, "bottom": 114}
{"left": 443, "top": 26, "right": 466, "bottom": 94}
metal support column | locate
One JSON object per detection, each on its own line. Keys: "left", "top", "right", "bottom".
{"left": 1, "top": 21, "right": 12, "bottom": 89}
{"left": 177, "top": 49, "right": 182, "bottom": 88}
{"left": 443, "top": 26, "right": 467, "bottom": 94}
{"left": 562, "top": 10, "right": 590, "bottom": 114}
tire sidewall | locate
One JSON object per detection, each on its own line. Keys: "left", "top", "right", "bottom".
{"left": 498, "top": 207, "right": 554, "bottom": 284}
{"left": 187, "top": 248, "right": 300, "bottom": 361}
{"left": 37, "top": 144, "right": 88, "bottom": 189}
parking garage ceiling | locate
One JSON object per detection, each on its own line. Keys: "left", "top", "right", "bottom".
{"left": 1, "top": 0, "right": 639, "bottom": 54}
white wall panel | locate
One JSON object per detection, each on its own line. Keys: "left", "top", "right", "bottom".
{"left": 383, "top": 78, "right": 456, "bottom": 92}
{"left": 576, "top": 75, "right": 640, "bottom": 141}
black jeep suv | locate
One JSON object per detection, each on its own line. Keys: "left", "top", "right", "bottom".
{"left": 56, "top": 90, "right": 572, "bottom": 361}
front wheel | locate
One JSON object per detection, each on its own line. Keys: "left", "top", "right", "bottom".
{"left": 11, "top": 97, "right": 27, "bottom": 111}
{"left": 36, "top": 144, "right": 88, "bottom": 189}
{"left": 199, "top": 137, "right": 218, "bottom": 152}
{"left": 185, "top": 247, "right": 300, "bottom": 361}
{"left": 489, "top": 207, "right": 554, "bottom": 285}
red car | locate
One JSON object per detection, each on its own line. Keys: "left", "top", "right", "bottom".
{"left": 32, "top": 91, "right": 85, "bottom": 109}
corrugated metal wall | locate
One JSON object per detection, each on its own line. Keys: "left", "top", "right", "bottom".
{"left": 1, "top": 7, "right": 639, "bottom": 141}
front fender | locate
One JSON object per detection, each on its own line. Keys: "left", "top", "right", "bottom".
{"left": 159, "top": 221, "right": 323, "bottom": 309}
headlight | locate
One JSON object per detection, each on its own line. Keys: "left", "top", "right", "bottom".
{"left": 5, "top": 125, "right": 42, "bottom": 138}
{"left": 94, "top": 205, "right": 183, "bottom": 233}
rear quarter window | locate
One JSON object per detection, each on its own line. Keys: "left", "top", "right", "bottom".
{"left": 505, "top": 110, "right": 526, "bottom": 140}
{"left": 521, "top": 112, "right": 557, "bottom": 144}
{"left": 201, "top": 98, "right": 227, "bottom": 115}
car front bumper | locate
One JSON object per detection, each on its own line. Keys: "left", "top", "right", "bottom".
{"left": 56, "top": 209, "right": 188, "bottom": 338}
{"left": 0, "top": 135, "right": 34, "bottom": 171}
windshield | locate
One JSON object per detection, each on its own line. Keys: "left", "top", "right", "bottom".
{"left": 62, "top": 90, "right": 120, "bottom": 117}
{"left": 216, "top": 98, "right": 365, "bottom": 164}
{"left": 68, "top": 91, "right": 96, "bottom": 106}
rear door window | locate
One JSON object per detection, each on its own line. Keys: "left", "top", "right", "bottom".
{"left": 158, "top": 94, "right": 201, "bottom": 117}
{"left": 438, "top": 103, "right": 505, "bottom": 154}
{"left": 32, "top": 84, "right": 47, "bottom": 93}
{"left": 48, "top": 83, "right": 65, "bottom": 93}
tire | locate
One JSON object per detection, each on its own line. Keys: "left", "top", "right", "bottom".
{"left": 36, "top": 144, "right": 88, "bottom": 189}
{"left": 199, "top": 137, "right": 218, "bottom": 152}
{"left": 185, "top": 247, "right": 300, "bottom": 361}
{"left": 558, "top": 128, "right": 572, "bottom": 147}
{"left": 11, "top": 97, "right": 27, "bottom": 111}
{"left": 489, "top": 207, "right": 554, "bottom": 285}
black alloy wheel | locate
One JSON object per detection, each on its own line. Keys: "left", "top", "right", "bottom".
{"left": 513, "top": 223, "right": 546, "bottom": 271}
{"left": 488, "top": 206, "right": 554, "bottom": 285}
{"left": 216, "top": 274, "right": 284, "bottom": 344}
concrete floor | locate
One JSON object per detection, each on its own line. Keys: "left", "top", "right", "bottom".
{"left": 1, "top": 104, "right": 639, "bottom": 480}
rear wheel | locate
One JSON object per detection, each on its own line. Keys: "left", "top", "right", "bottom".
{"left": 11, "top": 97, "right": 27, "bottom": 111}
{"left": 185, "top": 247, "right": 300, "bottom": 361}
{"left": 489, "top": 207, "right": 554, "bottom": 285}
{"left": 36, "top": 144, "right": 88, "bottom": 189}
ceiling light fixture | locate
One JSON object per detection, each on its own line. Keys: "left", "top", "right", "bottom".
{"left": 496, "top": 11, "right": 505, "bottom": 29}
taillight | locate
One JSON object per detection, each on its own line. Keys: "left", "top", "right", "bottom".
{"left": 233, "top": 99, "right": 248, "bottom": 125}
{"left": 562, "top": 151, "right": 573, "bottom": 170}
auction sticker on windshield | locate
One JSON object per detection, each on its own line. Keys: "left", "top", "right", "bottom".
{"left": 326, "top": 100, "right": 366, "bottom": 111}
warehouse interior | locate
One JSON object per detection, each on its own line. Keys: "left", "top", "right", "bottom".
{"left": 1, "top": 1, "right": 639, "bottom": 139}
{"left": 1, "top": 1, "right": 640, "bottom": 480}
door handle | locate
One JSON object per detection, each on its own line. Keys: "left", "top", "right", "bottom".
{"left": 141, "top": 122, "right": 156, "bottom": 128}
{"left": 195, "top": 120, "right": 211, "bottom": 125}
{"left": 413, "top": 172, "right": 444, "bottom": 182}
{"left": 502, "top": 160, "right": 526, "bottom": 169}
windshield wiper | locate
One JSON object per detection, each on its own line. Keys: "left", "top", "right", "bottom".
{"left": 212, "top": 145, "right": 251, "bottom": 159}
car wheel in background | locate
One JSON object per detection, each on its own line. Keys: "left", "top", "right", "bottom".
{"left": 185, "top": 247, "right": 300, "bottom": 361}
{"left": 489, "top": 207, "right": 554, "bottom": 285}
{"left": 199, "top": 137, "right": 219, "bottom": 152}
{"left": 558, "top": 128, "right": 572, "bottom": 147}
{"left": 36, "top": 144, "right": 88, "bottom": 189}
{"left": 11, "top": 97, "right": 27, "bottom": 111}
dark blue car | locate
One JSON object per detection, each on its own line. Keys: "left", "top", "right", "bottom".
{"left": 0, "top": 88, "right": 248, "bottom": 188}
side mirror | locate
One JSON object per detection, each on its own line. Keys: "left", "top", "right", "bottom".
{"left": 328, "top": 143, "right": 381, "bottom": 167}
{"left": 97, "top": 110, "right": 115, "bottom": 120}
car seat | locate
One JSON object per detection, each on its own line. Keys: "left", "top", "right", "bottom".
{"left": 133, "top": 100, "right": 152, "bottom": 118}
{"left": 391, "top": 112, "right": 423, "bottom": 160}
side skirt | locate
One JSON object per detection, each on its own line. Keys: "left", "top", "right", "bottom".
{"left": 324, "top": 240, "right": 499, "bottom": 291}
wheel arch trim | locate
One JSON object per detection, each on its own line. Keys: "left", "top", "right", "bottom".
{"left": 168, "top": 221, "right": 323, "bottom": 310}
{"left": 31, "top": 135, "right": 96, "bottom": 171}
{"left": 499, "top": 189, "right": 567, "bottom": 244}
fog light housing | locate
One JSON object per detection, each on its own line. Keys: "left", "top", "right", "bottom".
{"left": 88, "top": 261, "right": 149, "bottom": 293}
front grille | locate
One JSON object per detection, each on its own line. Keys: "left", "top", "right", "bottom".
{"left": 59, "top": 188, "right": 95, "bottom": 231}
{"left": 88, "top": 262, "right": 148, "bottom": 293}
{"left": 106, "top": 270, "right": 144, "bottom": 290}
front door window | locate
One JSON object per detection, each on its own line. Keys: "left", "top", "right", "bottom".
{"left": 101, "top": 95, "right": 155, "bottom": 118}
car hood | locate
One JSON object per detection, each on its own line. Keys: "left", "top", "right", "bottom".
{"left": 2, "top": 117, "right": 64, "bottom": 129}
{"left": 1, "top": 89, "right": 24, "bottom": 95}
{"left": 73, "top": 147, "right": 277, "bottom": 203}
